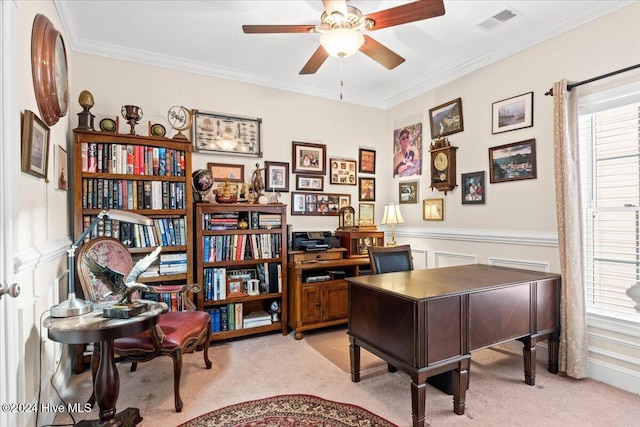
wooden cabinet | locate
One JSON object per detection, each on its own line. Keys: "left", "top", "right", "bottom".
{"left": 193, "top": 203, "right": 288, "bottom": 341}
{"left": 334, "top": 230, "right": 385, "bottom": 258}
{"left": 288, "top": 248, "right": 369, "bottom": 339}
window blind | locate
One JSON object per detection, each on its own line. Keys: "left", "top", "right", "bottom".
{"left": 579, "top": 85, "right": 640, "bottom": 319}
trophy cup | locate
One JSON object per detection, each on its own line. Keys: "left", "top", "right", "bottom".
{"left": 76, "top": 90, "right": 95, "bottom": 130}
{"left": 121, "top": 105, "right": 144, "bottom": 135}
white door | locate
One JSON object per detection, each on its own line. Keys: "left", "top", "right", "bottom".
{"left": 1, "top": 2, "right": 21, "bottom": 426}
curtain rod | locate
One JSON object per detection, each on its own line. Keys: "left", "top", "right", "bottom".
{"left": 544, "top": 63, "right": 640, "bottom": 96}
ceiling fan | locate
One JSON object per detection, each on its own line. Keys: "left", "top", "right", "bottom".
{"left": 242, "top": 0, "right": 446, "bottom": 75}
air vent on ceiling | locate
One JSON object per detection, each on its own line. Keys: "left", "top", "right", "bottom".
{"left": 477, "top": 8, "right": 519, "bottom": 31}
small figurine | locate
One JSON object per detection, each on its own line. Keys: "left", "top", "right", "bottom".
{"left": 251, "top": 163, "right": 265, "bottom": 201}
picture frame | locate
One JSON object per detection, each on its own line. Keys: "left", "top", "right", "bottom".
{"left": 358, "top": 177, "right": 375, "bottom": 201}
{"left": 393, "top": 123, "right": 423, "bottom": 178}
{"left": 227, "top": 277, "right": 245, "bottom": 297}
{"left": 358, "top": 203, "right": 375, "bottom": 226}
{"left": 295, "top": 174, "right": 324, "bottom": 191}
{"left": 492, "top": 92, "right": 534, "bottom": 134}
{"left": 330, "top": 158, "right": 357, "bottom": 185}
{"left": 291, "top": 192, "right": 350, "bottom": 216}
{"left": 423, "top": 198, "right": 444, "bottom": 221}
{"left": 428, "top": 98, "right": 464, "bottom": 139}
{"left": 264, "top": 161, "right": 289, "bottom": 192}
{"left": 21, "top": 110, "right": 50, "bottom": 179}
{"left": 461, "top": 171, "right": 485, "bottom": 204}
{"left": 192, "top": 109, "right": 262, "bottom": 157}
{"left": 399, "top": 181, "right": 419, "bottom": 204}
{"left": 358, "top": 148, "right": 376, "bottom": 174}
{"left": 207, "top": 162, "right": 245, "bottom": 183}
{"left": 55, "top": 145, "right": 68, "bottom": 191}
{"left": 489, "top": 139, "right": 537, "bottom": 183}
{"left": 292, "top": 141, "right": 326, "bottom": 175}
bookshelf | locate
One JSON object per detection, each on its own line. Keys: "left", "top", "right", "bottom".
{"left": 193, "top": 203, "right": 288, "bottom": 341}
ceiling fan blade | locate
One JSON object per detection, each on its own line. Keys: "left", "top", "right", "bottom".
{"left": 242, "top": 24, "right": 314, "bottom": 34}
{"left": 322, "top": 0, "right": 348, "bottom": 17}
{"left": 299, "top": 46, "right": 330, "bottom": 75}
{"left": 359, "top": 35, "right": 405, "bottom": 70}
{"left": 365, "top": 0, "right": 445, "bottom": 30}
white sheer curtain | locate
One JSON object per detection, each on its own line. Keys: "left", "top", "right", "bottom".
{"left": 552, "top": 80, "right": 589, "bottom": 379}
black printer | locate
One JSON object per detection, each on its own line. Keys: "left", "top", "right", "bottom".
{"left": 292, "top": 231, "right": 341, "bottom": 252}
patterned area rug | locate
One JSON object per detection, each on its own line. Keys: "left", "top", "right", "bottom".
{"left": 178, "top": 394, "right": 397, "bottom": 427}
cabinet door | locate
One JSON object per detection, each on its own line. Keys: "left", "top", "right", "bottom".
{"left": 322, "top": 281, "right": 349, "bottom": 321}
{"left": 301, "top": 284, "right": 321, "bottom": 324}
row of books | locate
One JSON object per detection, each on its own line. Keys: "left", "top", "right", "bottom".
{"left": 82, "top": 215, "right": 187, "bottom": 247}
{"left": 82, "top": 179, "right": 186, "bottom": 211}
{"left": 142, "top": 291, "right": 187, "bottom": 312}
{"left": 81, "top": 142, "right": 186, "bottom": 176}
{"left": 200, "top": 212, "right": 283, "bottom": 231}
{"left": 202, "top": 212, "right": 239, "bottom": 230}
{"left": 202, "top": 264, "right": 281, "bottom": 301}
{"left": 202, "top": 233, "right": 282, "bottom": 262}
{"left": 159, "top": 253, "right": 187, "bottom": 276}
{"left": 207, "top": 304, "right": 273, "bottom": 332}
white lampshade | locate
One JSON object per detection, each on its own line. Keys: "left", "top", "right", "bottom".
{"left": 320, "top": 29, "right": 364, "bottom": 58}
{"left": 381, "top": 203, "right": 405, "bottom": 225}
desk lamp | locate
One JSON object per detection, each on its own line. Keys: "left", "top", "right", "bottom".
{"left": 381, "top": 203, "right": 405, "bottom": 247}
{"left": 50, "top": 209, "right": 153, "bottom": 317}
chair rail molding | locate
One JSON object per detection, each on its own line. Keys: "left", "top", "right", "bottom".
{"left": 396, "top": 227, "right": 558, "bottom": 247}
{"left": 14, "top": 236, "right": 71, "bottom": 275}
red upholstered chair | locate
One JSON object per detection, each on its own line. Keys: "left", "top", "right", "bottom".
{"left": 77, "top": 237, "right": 212, "bottom": 412}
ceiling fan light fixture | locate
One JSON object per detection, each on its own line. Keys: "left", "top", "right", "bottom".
{"left": 320, "top": 28, "right": 364, "bottom": 58}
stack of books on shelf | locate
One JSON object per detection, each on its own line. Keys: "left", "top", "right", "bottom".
{"left": 153, "top": 218, "right": 187, "bottom": 246}
{"left": 202, "top": 233, "right": 282, "bottom": 262}
{"left": 159, "top": 253, "right": 187, "bottom": 276}
{"left": 81, "top": 179, "right": 186, "bottom": 210}
{"left": 203, "top": 267, "right": 227, "bottom": 301}
{"left": 82, "top": 216, "right": 186, "bottom": 248}
{"left": 202, "top": 212, "right": 239, "bottom": 230}
{"left": 81, "top": 142, "right": 186, "bottom": 176}
{"left": 257, "top": 213, "right": 282, "bottom": 229}
{"left": 242, "top": 310, "right": 272, "bottom": 329}
{"left": 208, "top": 302, "right": 243, "bottom": 332}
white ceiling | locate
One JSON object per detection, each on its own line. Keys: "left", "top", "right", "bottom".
{"left": 56, "top": 0, "right": 633, "bottom": 109}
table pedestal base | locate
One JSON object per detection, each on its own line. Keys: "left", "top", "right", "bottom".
{"left": 75, "top": 407, "right": 142, "bottom": 427}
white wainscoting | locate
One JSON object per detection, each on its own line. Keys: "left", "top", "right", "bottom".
{"left": 488, "top": 257, "right": 550, "bottom": 272}
{"left": 410, "top": 248, "right": 427, "bottom": 270}
{"left": 433, "top": 251, "right": 478, "bottom": 268}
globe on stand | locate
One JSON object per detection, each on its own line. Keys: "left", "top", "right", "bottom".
{"left": 192, "top": 169, "right": 214, "bottom": 203}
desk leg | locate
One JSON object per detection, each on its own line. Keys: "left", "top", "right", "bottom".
{"left": 453, "top": 359, "right": 469, "bottom": 415}
{"left": 96, "top": 339, "right": 119, "bottom": 424}
{"left": 522, "top": 336, "right": 537, "bottom": 386}
{"left": 349, "top": 336, "right": 361, "bottom": 382}
{"left": 410, "top": 379, "right": 426, "bottom": 427}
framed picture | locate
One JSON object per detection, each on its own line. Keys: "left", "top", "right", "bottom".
{"left": 292, "top": 141, "right": 326, "bottom": 175}
{"left": 295, "top": 174, "right": 324, "bottom": 191}
{"left": 207, "top": 162, "right": 244, "bottom": 183}
{"left": 492, "top": 92, "right": 534, "bottom": 134}
{"left": 227, "top": 277, "right": 245, "bottom": 297}
{"left": 330, "top": 158, "right": 357, "bottom": 185}
{"left": 423, "top": 198, "right": 444, "bottom": 221}
{"left": 264, "top": 161, "right": 289, "bottom": 192}
{"left": 461, "top": 171, "right": 485, "bottom": 204}
{"left": 192, "top": 109, "right": 262, "bottom": 157}
{"left": 21, "top": 110, "right": 50, "bottom": 179}
{"left": 358, "top": 203, "right": 375, "bottom": 226}
{"left": 489, "top": 139, "right": 537, "bottom": 183}
{"left": 399, "top": 181, "right": 419, "bottom": 204}
{"left": 428, "top": 98, "right": 464, "bottom": 139}
{"left": 55, "top": 145, "right": 68, "bottom": 191}
{"left": 393, "top": 123, "right": 422, "bottom": 178}
{"left": 358, "top": 148, "right": 376, "bottom": 174}
{"left": 291, "top": 192, "right": 350, "bottom": 216}
{"left": 359, "top": 177, "right": 375, "bottom": 201}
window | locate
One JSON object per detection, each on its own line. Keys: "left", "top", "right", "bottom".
{"left": 579, "top": 82, "right": 640, "bottom": 320}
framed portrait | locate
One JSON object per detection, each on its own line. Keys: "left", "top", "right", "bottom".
{"left": 492, "top": 92, "right": 533, "bottom": 134}
{"left": 399, "top": 180, "right": 419, "bottom": 204}
{"left": 359, "top": 177, "right": 375, "bottom": 201}
{"left": 292, "top": 141, "right": 326, "bottom": 175}
{"left": 330, "top": 158, "right": 357, "bottom": 185}
{"left": 192, "top": 109, "right": 262, "bottom": 157}
{"left": 358, "top": 148, "right": 376, "bottom": 174}
{"left": 428, "top": 98, "right": 464, "bottom": 139}
{"left": 55, "top": 145, "right": 68, "bottom": 191}
{"left": 358, "top": 203, "right": 375, "bottom": 226}
{"left": 461, "top": 171, "right": 485, "bottom": 204}
{"left": 291, "top": 192, "right": 350, "bottom": 216}
{"left": 295, "top": 174, "right": 324, "bottom": 191}
{"left": 264, "top": 161, "right": 289, "bottom": 192}
{"left": 393, "top": 123, "right": 422, "bottom": 178}
{"left": 423, "top": 198, "right": 444, "bottom": 221}
{"left": 227, "top": 277, "right": 245, "bottom": 297}
{"left": 207, "top": 162, "right": 244, "bottom": 183}
{"left": 489, "top": 139, "right": 537, "bottom": 183}
{"left": 21, "top": 110, "right": 50, "bottom": 179}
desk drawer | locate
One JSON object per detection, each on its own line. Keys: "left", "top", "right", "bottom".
{"left": 291, "top": 251, "right": 343, "bottom": 263}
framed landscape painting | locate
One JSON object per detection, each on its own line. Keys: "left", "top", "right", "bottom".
{"left": 428, "top": 98, "right": 464, "bottom": 139}
{"left": 492, "top": 92, "right": 533, "bottom": 134}
{"left": 489, "top": 139, "right": 537, "bottom": 183}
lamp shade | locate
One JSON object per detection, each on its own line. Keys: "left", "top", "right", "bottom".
{"left": 320, "top": 29, "right": 364, "bottom": 58}
{"left": 381, "top": 203, "right": 405, "bottom": 225}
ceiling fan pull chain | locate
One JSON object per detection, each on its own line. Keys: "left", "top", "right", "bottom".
{"left": 340, "top": 60, "right": 344, "bottom": 100}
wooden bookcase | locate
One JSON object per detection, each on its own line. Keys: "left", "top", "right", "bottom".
{"left": 193, "top": 202, "right": 288, "bottom": 341}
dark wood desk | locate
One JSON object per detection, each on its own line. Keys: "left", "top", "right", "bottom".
{"left": 44, "top": 301, "right": 165, "bottom": 427}
{"left": 347, "top": 264, "right": 561, "bottom": 427}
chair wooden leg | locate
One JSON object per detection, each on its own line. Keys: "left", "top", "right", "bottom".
{"left": 203, "top": 324, "right": 212, "bottom": 369}
{"left": 170, "top": 350, "right": 184, "bottom": 412}
{"left": 130, "top": 362, "right": 138, "bottom": 372}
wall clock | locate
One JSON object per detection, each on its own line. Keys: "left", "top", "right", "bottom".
{"left": 31, "top": 14, "right": 69, "bottom": 126}
{"left": 429, "top": 138, "right": 458, "bottom": 194}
